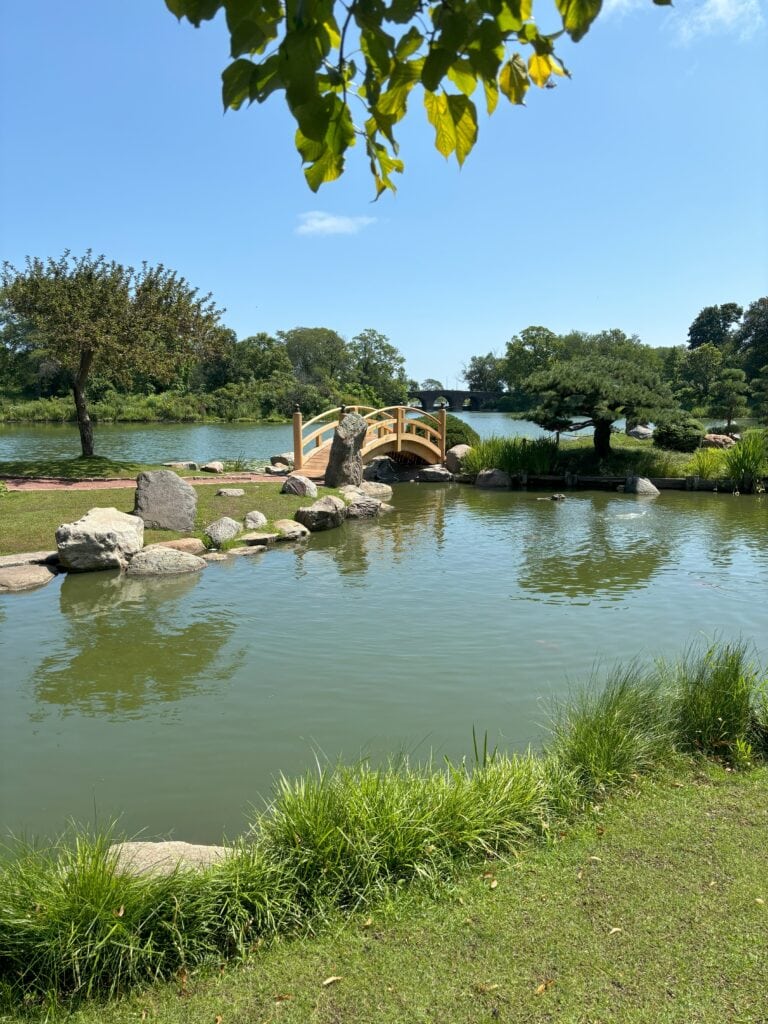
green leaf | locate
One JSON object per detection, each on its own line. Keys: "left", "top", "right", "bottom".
{"left": 447, "top": 58, "right": 477, "bottom": 97}
{"left": 395, "top": 26, "right": 423, "bottom": 60}
{"left": 554, "top": 0, "right": 602, "bottom": 42}
{"left": 361, "top": 27, "right": 395, "bottom": 77}
{"left": 424, "top": 91, "right": 478, "bottom": 165}
{"left": 225, "top": 0, "right": 281, "bottom": 56}
{"left": 377, "top": 58, "right": 423, "bottom": 119}
{"left": 498, "top": 55, "right": 528, "bottom": 104}
{"left": 280, "top": 28, "right": 323, "bottom": 109}
{"left": 222, "top": 58, "right": 257, "bottom": 109}
{"left": 483, "top": 76, "right": 499, "bottom": 115}
{"left": 387, "top": 0, "right": 423, "bottom": 24}
{"left": 422, "top": 47, "right": 455, "bottom": 92}
{"left": 165, "top": 0, "right": 221, "bottom": 24}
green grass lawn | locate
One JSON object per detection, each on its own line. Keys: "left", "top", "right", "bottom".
{"left": 43, "top": 764, "right": 768, "bottom": 1024}
{"left": 0, "top": 457, "right": 174, "bottom": 481}
{"left": 0, "top": 482, "right": 340, "bottom": 557}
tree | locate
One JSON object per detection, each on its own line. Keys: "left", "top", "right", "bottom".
{"left": 463, "top": 352, "right": 505, "bottom": 392}
{"left": 687, "top": 303, "right": 743, "bottom": 352}
{"left": 736, "top": 297, "right": 768, "bottom": 380}
{"left": 525, "top": 354, "right": 676, "bottom": 458}
{"left": 347, "top": 328, "right": 408, "bottom": 405}
{"left": 279, "top": 327, "right": 351, "bottom": 388}
{"left": 751, "top": 365, "right": 768, "bottom": 424}
{"left": 708, "top": 368, "right": 749, "bottom": 430}
{"left": 677, "top": 343, "right": 724, "bottom": 409}
{"left": 166, "top": 0, "right": 669, "bottom": 195}
{"left": 420, "top": 378, "right": 444, "bottom": 391}
{"left": 502, "top": 326, "right": 563, "bottom": 392}
{"left": 0, "top": 252, "right": 225, "bottom": 455}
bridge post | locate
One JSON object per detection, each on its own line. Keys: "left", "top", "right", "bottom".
{"left": 438, "top": 407, "right": 447, "bottom": 461}
{"left": 396, "top": 405, "right": 404, "bottom": 452}
{"left": 293, "top": 406, "right": 303, "bottom": 471}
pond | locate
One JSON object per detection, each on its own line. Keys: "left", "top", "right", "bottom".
{"left": 1, "top": 485, "right": 766, "bottom": 843}
{"left": 0, "top": 412, "right": 549, "bottom": 465}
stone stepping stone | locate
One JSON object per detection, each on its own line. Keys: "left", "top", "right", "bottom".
{"left": 0, "top": 563, "right": 57, "bottom": 593}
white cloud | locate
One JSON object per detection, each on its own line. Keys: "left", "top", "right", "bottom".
{"left": 602, "top": 0, "right": 764, "bottom": 40}
{"left": 295, "top": 211, "right": 377, "bottom": 236}
{"left": 672, "top": 0, "right": 764, "bottom": 42}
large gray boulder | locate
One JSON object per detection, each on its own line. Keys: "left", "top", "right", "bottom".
{"left": 475, "top": 468, "right": 512, "bottom": 489}
{"left": 0, "top": 564, "right": 57, "bottom": 592}
{"left": 358, "top": 481, "right": 393, "bottom": 501}
{"left": 126, "top": 548, "right": 206, "bottom": 576}
{"left": 281, "top": 474, "right": 318, "bottom": 498}
{"left": 445, "top": 444, "right": 471, "bottom": 474}
{"left": 627, "top": 425, "right": 653, "bottom": 440}
{"left": 324, "top": 412, "right": 368, "bottom": 487}
{"left": 133, "top": 470, "right": 197, "bottom": 532}
{"left": 110, "top": 841, "right": 228, "bottom": 876}
{"left": 345, "top": 497, "right": 382, "bottom": 519}
{"left": 416, "top": 465, "right": 453, "bottom": 482}
{"left": 625, "top": 476, "right": 660, "bottom": 496}
{"left": 204, "top": 516, "right": 241, "bottom": 547}
{"left": 702, "top": 433, "right": 737, "bottom": 449}
{"left": 244, "top": 510, "right": 268, "bottom": 529}
{"left": 56, "top": 508, "right": 144, "bottom": 572}
{"left": 273, "top": 518, "right": 311, "bottom": 541}
{"left": 271, "top": 451, "right": 294, "bottom": 468}
{"left": 295, "top": 495, "right": 347, "bottom": 532}
{"left": 363, "top": 455, "right": 398, "bottom": 483}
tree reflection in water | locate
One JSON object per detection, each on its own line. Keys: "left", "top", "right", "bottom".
{"left": 32, "top": 570, "right": 237, "bottom": 717}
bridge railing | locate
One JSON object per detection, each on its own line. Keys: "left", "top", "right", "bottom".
{"left": 293, "top": 405, "right": 446, "bottom": 471}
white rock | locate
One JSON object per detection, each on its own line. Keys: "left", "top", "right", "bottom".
{"left": 56, "top": 508, "right": 144, "bottom": 572}
{"left": 445, "top": 444, "right": 471, "bottom": 474}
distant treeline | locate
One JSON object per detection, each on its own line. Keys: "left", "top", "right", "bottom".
{"left": 461, "top": 299, "right": 768, "bottom": 423}
{"left": 0, "top": 326, "right": 410, "bottom": 423}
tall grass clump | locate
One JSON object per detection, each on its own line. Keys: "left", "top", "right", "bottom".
{"left": 259, "top": 756, "right": 553, "bottom": 909}
{"left": 0, "top": 831, "right": 299, "bottom": 1007}
{"left": 723, "top": 429, "right": 767, "bottom": 491}
{"left": 549, "top": 666, "right": 676, "bottom": 796}
{"left": 660, "top": 642, "right": 766, "bottom": 764}
{"left": 686, "top": 446, "right": 727, "bottom": 480}
{"left": 462, "top": 436, "right": 559, "bottom": 477}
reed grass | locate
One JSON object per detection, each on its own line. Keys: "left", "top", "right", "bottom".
{"left": 461, "top": 436, "right": 559, "bottom": 477}
{"left": 1, "top": 642, "right": 765, "bottom": 1011}
{"left": 685, "top": 446, "right": 727, "bottom": 479}
{"left": 723, "top": 429, "right": 767, "bottom": 491}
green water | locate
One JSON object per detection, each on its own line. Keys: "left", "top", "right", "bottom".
{"left": 1, "top": 485, "right": 766, "bottom": 843}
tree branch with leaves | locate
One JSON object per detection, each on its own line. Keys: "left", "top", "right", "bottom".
{"left": 166, "top": 0, "right": 670, "bottom": 196}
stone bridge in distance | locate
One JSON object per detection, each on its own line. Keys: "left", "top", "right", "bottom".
{"left": 408, "top": 389, "right": 500, "bottom": 411}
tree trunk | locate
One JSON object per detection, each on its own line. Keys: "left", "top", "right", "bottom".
{"left": 593, "top": 420, "right": 612, "bottom": 459}
{"left": 72, "top": 350, "right": 95, "bottom": 457}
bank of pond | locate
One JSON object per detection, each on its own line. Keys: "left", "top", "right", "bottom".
{"left": 0, "top": 641, "right": 766, "bottom": 1012}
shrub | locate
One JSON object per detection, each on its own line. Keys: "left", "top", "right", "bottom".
{"left": 416, "top": 411, "right": 480, "bottom": 449}
{"left": 723, "top": 429, "right": 767, "bottom": 492}
{"left": 462, "top": 435, "right": 559, "bottom": 476}
{"left": 549, "top": 667, "right": 676, "bottom": 795}
{"left": 686, "top": 447, "right": 727, "bottom": 480}
{"left": 653, "top": 414, "right": 705, "bottom": 452}
{"left": 661, "top": 642, "right": 763, "bottom": 764}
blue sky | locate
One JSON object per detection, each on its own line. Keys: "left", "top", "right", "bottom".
{"left": 1, "top": 0, "right": 766, "bottom": 386}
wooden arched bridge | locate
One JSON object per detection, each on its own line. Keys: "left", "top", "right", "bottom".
{"left": 293, "top": 405, "right": 447, "bottom": 479}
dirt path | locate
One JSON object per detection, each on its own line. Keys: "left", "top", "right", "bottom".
{"left": 3, "top": 472, "right": 282, "bottom": 492}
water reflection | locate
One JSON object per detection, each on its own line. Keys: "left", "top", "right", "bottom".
{"left": 518, "top": 501, "right": 671, "bottom": 603}
{"left": 32, "top": 571, "right": 237, "bottom": 717}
